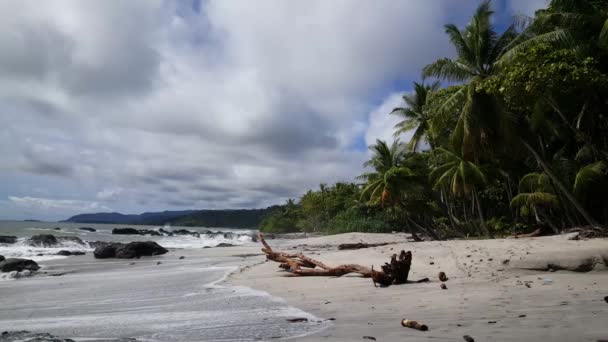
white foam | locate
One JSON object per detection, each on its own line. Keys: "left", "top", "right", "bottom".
{"left": 0, "top": 238, "right": 91, "bottom": 262}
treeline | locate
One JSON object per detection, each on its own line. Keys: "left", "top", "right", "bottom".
{"left": 169, "top": 208, "right": 275, "bottom": 228}
{"left": 260, "top": 0, "right": 608, "bottom": 238}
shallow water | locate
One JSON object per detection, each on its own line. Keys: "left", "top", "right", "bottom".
{"left": 0, "top": 242, "right": 329, "bottom": 341}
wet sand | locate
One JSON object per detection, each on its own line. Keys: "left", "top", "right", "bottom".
{"left": 0, "top": 246, "right": 329, "bottom": 341}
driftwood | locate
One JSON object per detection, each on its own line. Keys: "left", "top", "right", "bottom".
{"left": 258, "top": 232, "right": 412, "bottom": 287}
{"left": 338, "top": 242, "right": 392, "bottom": 250}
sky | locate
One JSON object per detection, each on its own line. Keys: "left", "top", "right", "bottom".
{"left": 0, "top": 0, "right": 548, "bottom": 221}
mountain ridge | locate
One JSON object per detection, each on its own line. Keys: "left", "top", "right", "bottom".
{"left": 62, "top": 208, "right": 276, "bottom": 228}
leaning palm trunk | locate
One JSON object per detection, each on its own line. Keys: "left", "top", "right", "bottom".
{"left": 473, "top": 188, "right": 492, "bottom": 238}
{"left": 523, "top": 142, "right": 601, "bottom": 229}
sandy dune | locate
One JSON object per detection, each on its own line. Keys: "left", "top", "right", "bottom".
{"left": 229, "top": 233, "right": 608, "bottom": 341}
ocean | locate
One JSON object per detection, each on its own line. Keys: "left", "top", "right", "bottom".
{"left": 0, "top": 221, "right": 329, "bottom": 341}
{"left": 0, "top": 221, "right": 254, "bottom": 262}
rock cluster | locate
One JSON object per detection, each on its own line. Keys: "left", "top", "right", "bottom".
{"left": 0, "top": 258, "right": 40, "bottom": 273}
{"left": 93, "top": 241, "right": 168, "bottom": 259}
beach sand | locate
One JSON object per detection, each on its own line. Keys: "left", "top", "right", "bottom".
{"left": 229, "top": 233, "right": 608, "bottom": 341}
{"left": 2, "top": 233, "right": 607, "bottom": 341}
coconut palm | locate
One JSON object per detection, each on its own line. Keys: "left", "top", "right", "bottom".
{"left": 358, "top": 139, "right": 409, "bottom": 206}
{"left": 533, "top": 0, "right": 608, "bottom": 51}
{"left": 429, "top": 148, "right": 492, "bottom": 237}
{"left": 422, "top": 0, "right": 519, "bottom": 161}
{"left": 391, "top": 81, "right": 441, "bottom": 151}
{"left": 510, "top": 172, "right": 559, "bottom": 225}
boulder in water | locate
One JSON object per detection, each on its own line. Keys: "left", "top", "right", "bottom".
{"left": 0, "top": 235, "right": 17, "bottom": 244}
{"left": 28, "top": 234, "right": 58, "bottom": 247}
{"left": 138, "top": 229, "right": 161, "bottom": 236}
{"left": 78, "top": 227, "right": 96, "bottom": 232}
{"left": 0, "top": 258, "right": 40, "bottom": 272}
{"left": 112, "top": 227, "right": 140, "bottom": 235}
{"left": 0, "top": 331, "right": 76, "bottom": 342}
{"left": 115, "top": 241, "right": 168, "bottom": 258}
{"left": 94, "top": 241, "right": 168, "bottom": 259}
{"left": 58, "top": 236, "right": 86, "bottom": 245}
{"left": 216, "top": 243, "right": 235, "bottom": 247}
{"left": 56, "top": 250, "right": 86, "bottom": 256}
{"left": 0, "top": 255, "right": 4, "bottom": 262}
{"left": 93, "top": 243, "right": 121, "bottom": 259}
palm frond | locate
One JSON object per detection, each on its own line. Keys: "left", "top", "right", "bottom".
{"left": 496, "top": 29, "right": 575, "bottom": 68}
{"left": 599, "top": 18, "right": 608, "bottom": 48}
{"left": 573, "top": 161, "right": 608, "bottom": 197}
{"left": 422, "top": 58, "right": 472, "bottom": 82}
{"left": 510, "top": 192, "right": 559, "bottom": 209}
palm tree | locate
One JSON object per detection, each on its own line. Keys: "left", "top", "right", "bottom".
{"left": 423, "top": 0, "right": 518, "bottom": 162}
{"left": 510, "top": 172, "right": 560, "bottom": 230}
{"left": 358, "top": 139, "right": 409, "bottom": 206}
{"left": 429, "top": 148, "right": 492, "bottom": 237}
{"left": 533, "top": 0, "right": 608, "bottom": 51}
{"left": 391, "top": 81, "right": 441, "bottom": 151}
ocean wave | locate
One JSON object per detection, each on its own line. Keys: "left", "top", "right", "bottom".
{"left": 0, "top": 238, "right": 91, "bottom": 262}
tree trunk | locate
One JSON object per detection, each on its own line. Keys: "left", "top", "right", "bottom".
{"left": 523, "top": 141, "right": 600, "bottom": 229}
{"left": 474, "top": 188, "right": 492, "bottom": 238}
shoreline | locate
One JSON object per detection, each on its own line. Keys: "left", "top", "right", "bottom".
{"left": 0, "top": 244, "right": 329, "bottom": 341}
{"left": 229, "top": 232, "right": 608, "bottom": 341}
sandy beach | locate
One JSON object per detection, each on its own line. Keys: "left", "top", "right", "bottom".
{"left": 2, "top": 231, "right": 607, "bottom": 341}
{"left": 229, "top": 233, "right": 608, "bottom": 341}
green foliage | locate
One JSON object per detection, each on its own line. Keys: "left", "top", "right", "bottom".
{"left": 258, "top": 0, "right": 608, "bottom": 238}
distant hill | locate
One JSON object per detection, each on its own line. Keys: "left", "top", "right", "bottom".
{"left": 63, "top": 208, "right": 274, "bottom": 228}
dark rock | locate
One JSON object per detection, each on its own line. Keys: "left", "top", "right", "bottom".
{"left": 0, "top": 236, "right": 17, "bottom": 244}
{"left": 56, "top": 250, "right": 86, "bottom": 256}
{"left": 173, "top": 229, "right": 200, "bottom": 237}
{"left": 159, "top": 228, "right": 174, "bottom": 236}
{"left": 216, "top": 243, "right": 235, "bottom": 247}
{"left": 78, "top": 227, "right": 96, "bottom": 232}
{"left": 463, "top": 335, "right": 475, "bottom": 342}
{"left": 179, "top": 256, "right": 185, "bottom": 259}
{"left": 0, "top": 255, "right": 4, "bottom": 262}
{"left": 53, "top": 227, "right": 61, "bottom": 230}
{"left": 362, "top": 337, "right": 376, "bottom": 341}
{"left": 28, "top": 234, "right": 58, "bottom": 247}
{"left": 0, "top": 258, "right": 40, "bottom": 272}
{"left": 286, "top": 318, "right": 308, "bottom": 323}
{"left": 138, "top": 229, "right": 161, "bottom": 236}
{"left": 0, "top": 331, "right": 75, "bottom": 341}
{"left": 93, "top": 243, "right": 121, "bottom": 259}
{"left": 112, "top": 228, "right": 140, "bottom": 235}
{"left": 94, "top": 241, "right": 168, "bottom": 259}
{"left": 115, "top": 242, "right": 168, "bottom": 258}
{"left": 58, "top": 236, "right": 86, "bottom": 245}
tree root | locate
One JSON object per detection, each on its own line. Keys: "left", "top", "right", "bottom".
{"left": 258, "top": 232, "right": 412, "bottom": 287}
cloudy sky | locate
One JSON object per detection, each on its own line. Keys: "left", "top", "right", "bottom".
{"left": 0, "top": 0, "right": 547, "bottom": 221}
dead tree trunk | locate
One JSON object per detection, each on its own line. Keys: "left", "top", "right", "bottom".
{"left": 257, "top": 232, "right": 412, "bottom": 287}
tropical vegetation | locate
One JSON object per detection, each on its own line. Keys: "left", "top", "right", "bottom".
{"left": 259, "top": 0, "right": 608, "bottom": 238}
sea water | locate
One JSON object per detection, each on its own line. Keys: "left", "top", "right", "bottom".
{"left": 0, "top": 221, "right": 329, "bottom": 341}
{"left": 0, "top": 221, "right": 253, "bottom": 261}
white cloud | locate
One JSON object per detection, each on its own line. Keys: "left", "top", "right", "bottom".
{"left": 96, "top": 187, "right": 124, "bottom": 201}
{"left": 508, "top": 0, "right": 548, "bottom": 16}
{"left": 9, "top": 196, "right": 111, "bottom": 212}
{"left": 364, "top": 92, "right": 407, "bottom": 148}
{"left": 0, "top": 1, "right": 483, "bottom": 219}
